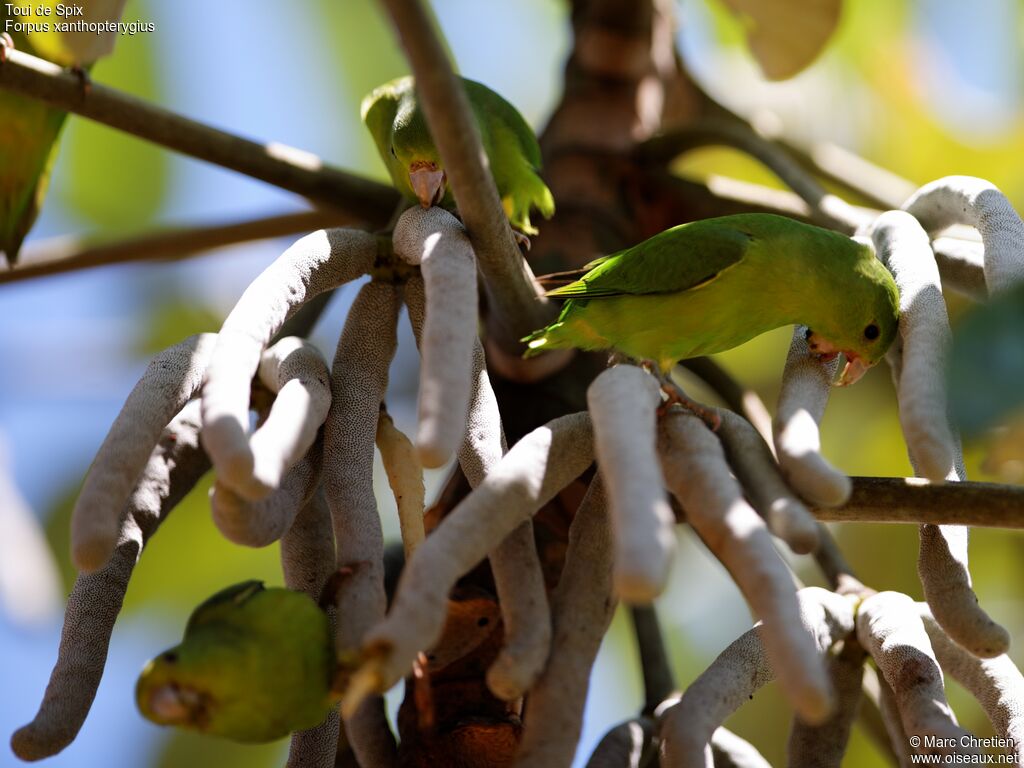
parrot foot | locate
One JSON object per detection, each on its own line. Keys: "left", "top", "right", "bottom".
{"left": 0, "top": 32, "right": 14, "bottom": 63}
{"left": 512, "top": 229, "right": 531, "bottom": 252}
{"left": 638, "top": 359, "right": 721, "bottom": 430}
{"left": 657, "top": 386, "right": 722, "bottom": 431}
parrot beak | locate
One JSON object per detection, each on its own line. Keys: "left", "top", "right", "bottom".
{"left": 142, "top": 682, "right": 204, "bottom": 725}
{"left": 409, "top": 161, "right": 447, "bottom": 208}
{"left": 806, "top": 330, "right": 872, "bottom": 386}
{"left": 837, "top": 353, "right": 871, "bottom": 387}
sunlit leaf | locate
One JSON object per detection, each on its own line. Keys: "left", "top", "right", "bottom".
{"left": 717, "top": 0, "right": 842, "bottom": 80}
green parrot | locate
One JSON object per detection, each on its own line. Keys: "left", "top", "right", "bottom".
{"left": 361, "top": 75, "right": 555, "bottom": 236}
{"left": 136, "top": 581, "right": 337, "bottom": 743}
{"left": 0, "top": 26, "right": 68, "bottom": 265}
{"left": 524, "top": 213, "right": 900, "bottom": 386}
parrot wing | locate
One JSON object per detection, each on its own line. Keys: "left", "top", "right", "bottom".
{"left": 184, "top": 580, "right": 264, "bottom": 633}
{"left": 545, "top": 219, "right": 751, "bottom": 299}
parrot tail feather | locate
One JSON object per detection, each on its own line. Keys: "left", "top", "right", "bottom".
{"left": 521, "top": 323, "right": 562, "bottom": 358}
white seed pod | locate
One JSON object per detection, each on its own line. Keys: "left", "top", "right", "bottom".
{"left": 918, "top": 604, "right": 1024, "bottom": 764}
{"left": 71, "top": 333, "right": 216, "bottom": 573}
{"left": 210, "top": 441, "right": 321, "bottom": 547}
{"left": 583, "top": 717, "right": 658, "bottom": 768}
{"left": 513, "top": 477, "right": 616, "bottom": 768}
{"left": 902, "top": 176, "right": 1024, "bottom": 295}
{"left": 774, "top": 327, "right": 851, "bottom": 507}
{"left": 587, "top": 365, "right": 676, "bottom": 603}
{"left": 358, "top": 412, "right": 594, "bottom": 697}
{"left": 375, "top": 409, "right": 425, "bottom": 558}
{"left": 871, "top": 210, "right": 956, "bottom": 482}
{"left": 715, "top": 408, "right": 819, "bottom": 554}
{"left": 392, "top": 206, "right": 478, "bottom": 468}
{"left": 13, "top": 401, "right": 209, "bottom": 761}
{"left": 710, "top": 727, "right": 773, "bottom": 768}
{"left": 931, "top": 236, "right": 987, "bottom": 300}
{"left": 659, "top": 587, "right": 854, "bottom": 768}
{"left": 238, "top": 336, "right": 332, "bottom": 498}
{"left": 404, "top": 274, "right": 552, "bottom": 702}
{"left": 659, "top": 411, "right": 835, "bottom": 725}
{"left": 856, "top": 591, "right": 980, "bottom": 761}
{"left": 323, "top": 280, "right": 400, "bottom": 768}
{"left": 786, "top": 643, "right": 864, "bottom": 768}
{"left": 282, "top": 489, "right": 340, "bottom": 768}
{"left": 201, "top": 228, "right": 376, "bottom": 494}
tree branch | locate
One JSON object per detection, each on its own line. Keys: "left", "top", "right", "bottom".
{"left": 636, "top": 116, "right": 867, "bottom": 233}
{"left": 0, "top": 48, "right": 398, "bottom": 222}
{"left": 377, "top": 0, "right": 554, "bottom": 353}
{"left": 0, "top": 209, "right": 357, "bottom": 285}
{"left": 814, "top": 477, "right": 1024, "bottom": 529}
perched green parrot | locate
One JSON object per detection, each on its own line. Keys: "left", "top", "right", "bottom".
{"left": 136, "top": 581, "right": 337, "bottom": 743}
{"left": 0, "top": 26, "right": 68, "bottom": 265}
{"left": 361, "top": 75, "right": 554, "bottom": 236}
{"left": 524, "top": 213, "right": 900, "bottom": 386}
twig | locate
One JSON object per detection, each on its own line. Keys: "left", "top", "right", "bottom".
{"left": 636, "top": 116, "right": 865, "bottom": 233}
{"left": 710, "top": 728, "right": 773, "bottom": 768}
{"left": 0, "top": 49, "right": 398, "bottom": 220}
{"left": 0, "top": 210, "right": 353, "bottom": 285}
{"left": 814, "top": 477, "right": 1024, "bottom": 528}
{"left": 631, "top": 605, "right": 676, "bottom": 717}
{"left": 377, "top": 0, "right": 554, "bottom": 353}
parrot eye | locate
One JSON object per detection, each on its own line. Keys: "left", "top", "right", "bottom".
{"left": 864, "top": 323, "right": 880, "bottom": 341}
{"left": 162, "top": 652, "right": 178, "bottom": 664}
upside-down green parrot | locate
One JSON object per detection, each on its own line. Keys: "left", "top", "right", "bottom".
{"left": 136, "top": 581, "right": 337, "bottom": 742}
{"left": 524, "top": 213, "right": 900, "bottom": 386}
{"left": 361, "top": 75, "right": 554, "bottom": 236}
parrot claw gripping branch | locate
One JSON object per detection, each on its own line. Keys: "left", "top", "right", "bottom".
{"left": 6, "top": 0, "right": 1024, "bottom": 762}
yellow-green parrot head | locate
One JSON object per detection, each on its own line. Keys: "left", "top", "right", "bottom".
{"left": 135, "top": 581, "right": 336, "bottom": 743}
{"left": 806, "top": 249, "right": 900, "bottom": 386}
{"left": 391, "top": 98, "right": 448, "bottom": 209}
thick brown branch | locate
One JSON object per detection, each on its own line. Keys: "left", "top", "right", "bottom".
{"left": 815, "top": 477, "right": 1024, "bottom": 529}
{"left": 0, "top": 210, "right": 355, "bottom": 285}
{"left": 0, "top": 48, "right": 397, "bottom": 222}
{"left": 377, "top": 0, "right": 553, "bottom": 352}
